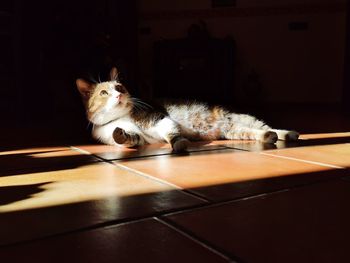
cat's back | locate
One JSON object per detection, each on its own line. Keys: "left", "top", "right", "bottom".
{"left": 165, "top": 101, "right": 207, "bottom": 120}
{"left": 165, "top": 101, "right": 227, "bottom": 127}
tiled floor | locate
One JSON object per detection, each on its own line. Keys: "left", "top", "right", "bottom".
{"left": 1, "top": 131, "right": 350, "bottom": 262}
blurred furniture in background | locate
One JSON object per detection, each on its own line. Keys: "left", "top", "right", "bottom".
{"left": 154, "top": 23, "right": 235, "bottom": 105}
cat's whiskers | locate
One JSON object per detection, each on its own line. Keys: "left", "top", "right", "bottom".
{"left": 129, "top": 99, "right": 143, "bottom": 111}
{"left": 137, "top": 101, "right": 153, "bottom": 109}
{"left": 132, "top": 102, "right": 146, "bottom": 112}
{"left": 133, "top": 102, "right": 149, "bottom": 111}
{"left": 86, "top": 121, "right": 93, "bottom": 130}
{"left": 130, "top": 97, "right": 153, "bottom": 110}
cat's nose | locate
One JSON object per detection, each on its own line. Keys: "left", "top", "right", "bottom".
{"left": 116, "top": 94, "right": 121, "bottom": 99}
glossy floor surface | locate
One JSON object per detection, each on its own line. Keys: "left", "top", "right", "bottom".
{"left": 1, "top": 116, "right": 350, "bottom": 262}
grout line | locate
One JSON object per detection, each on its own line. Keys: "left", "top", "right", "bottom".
{"left": 70, "top": 146, "right": 210, "bottom": 203}
{"left": 0, "top": 202, "right": 214, "bottom": 249}
{"left": 222, "top": 146, "right": 251, "bottom": 152}
{"left": 1, "top": 177, "right": 338, "bottom": 250}
{"left": 162, "top": 189, "right": 291, "bottom": 218}
{"left": 107, "top": 146, "right": 232, "bottom": 162}
{"left": 162, "top": 173, "right": 349, "bottom": 218}
{"left": 260, "top": 152, "right": 345, "bottom": 169}
{"left": 71, "top": 145, "right": 211, "bottom": 202}
{"left": 115, "top": 163, "right": 183, "bottom": 189}
{"left": 69, "top": 146, "right": 92, "bottom": 155}
{"left": 69, "top": 146, "right": 108, "bottom": 162}
{"left": 71, "top": 144, "right": 233, "bottom": 162}
{"left": 0, "top": 216, "right": 159, "bottom": 249}
{"left": 179, "top": 190, "right": 211, "bottom": 203}
{"left": 114, "top": 162, "right": 211, "bottom": 203}
{"left": 155, "top": 217, "right": 240, "bottom": 263}
{"left": 101, "top": 217, "right": 152, "bottom": 230}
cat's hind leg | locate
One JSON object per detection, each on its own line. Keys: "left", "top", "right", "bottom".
{"left": 113, "top": 127, "right": 145, "bottom": 147}
{"left": 270, "top": 129, "right": 299, "bottom": 141}
{"left": 154, "top": 117, "right": 190, "bottom": 152}
{"left": 224, "top": 127, "right": 278, "bottom": 144}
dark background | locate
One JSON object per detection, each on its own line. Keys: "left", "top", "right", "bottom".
{"left": 0, "top": 0, "right": 349, "bottom": 145}
{"left": 1, "top": 0, "right": 138, "bottom": 143}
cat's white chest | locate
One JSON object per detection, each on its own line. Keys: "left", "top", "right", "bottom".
{"left": 92, "top": 116, "right": 159, "bottom": 145}
{"left": 92, "top": 116, "right": 139, "bottom": 145}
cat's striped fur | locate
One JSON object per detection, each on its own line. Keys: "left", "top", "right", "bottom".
{"left": 76, "top": 67, "right": 299, "bottom": 152}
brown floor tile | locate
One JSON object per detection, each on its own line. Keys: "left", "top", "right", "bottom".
{"left": 0, "top": 147, "right": 69, "bottom": 155}
{"left": 299, "top": 132, "right": 350, "bottom": 140}
{"left": 0, "top": 146, "right": 98, "bottom": 176}
{"left": 166, "top": 180, "right": 350, "bottom": 263}
{"left": 186, "top": 169, "right": 349, "bottom": 201}
{"left": 74, "top": 141, "right": 227, "bottom": 161}
{"left": 343, "top": 176, "right": 350, "bottom": 181}
{"left": 264, "top": 144, "right": 350, "bottom": 168}
{"left": 0, "top": 219, "right": 230, "bottom": 263}
{"left": 0, "top": 162, "right": 203, "bottom": 245}
{"left": 222, "top": 140, "right": 282, "bottom": 151}
{"left": 116, "top": 149, "right": 336, "bottom": 201}
{"left": 222, "top": 133, "right": 350, "bottom": 152}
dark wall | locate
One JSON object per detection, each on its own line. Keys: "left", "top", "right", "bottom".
{"left": 138, "top": 1, "right": 346, "bottom": 105}
{"left": 344, "top": 0, "right": 350, "bottom": 113}
{"left": 1, "top": 0, "right": 137, "bottom": 131}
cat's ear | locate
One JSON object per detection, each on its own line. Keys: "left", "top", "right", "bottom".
{"left": 109, "top": 67, "right": 119, "bottom": 81}
{"left": 76, "top": 79, "right": 93, "bottom": 98}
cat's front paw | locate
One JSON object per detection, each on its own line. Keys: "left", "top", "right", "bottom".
{"left": 113, "top": 127, "right": 127, "bottom": 144}
{"left": 172, "top": 137, "right": 190, "bottom": 152}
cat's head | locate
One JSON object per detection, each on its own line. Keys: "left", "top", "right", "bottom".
{"left": 76, "top": 67, "right": 132, "bottom": 125}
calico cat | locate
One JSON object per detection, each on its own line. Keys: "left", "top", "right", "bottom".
{"left": 76, "top": 67, "right": 299, "bottom": 152}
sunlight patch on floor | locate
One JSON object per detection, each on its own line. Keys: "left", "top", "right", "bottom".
{"left": 300, "top": 132, "right": 350, "bottom": 140}
{"left": 0, "top": 162, "right": 175, "bottom": 213}
{"left": 0, "top": 147, "right": 69, "bottom": 156}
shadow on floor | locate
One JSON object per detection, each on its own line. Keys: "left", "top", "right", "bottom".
{"left": 0, "top": 167, "right": 349, "bottom": 246}
{"left": 0, "top": 149, "right": 98, "bottom": 177}
{"left": 0, "top": 183, "right": 51, "bottom": 206}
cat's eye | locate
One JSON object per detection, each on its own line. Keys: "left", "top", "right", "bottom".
{"left": 100, "top": 90, "right": 108, "bottom": 96}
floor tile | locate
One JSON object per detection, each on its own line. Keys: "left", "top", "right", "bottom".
{"left": 264, "top": 144, "right": 350, "bottom": 168}
{"left": 74, "top": 141, "right": 227, "bottom": 161}
{"left": 0, "top": 219, "right": 230, "bottom": 263}
{"left": 116, "top": 149, "right": 337, "bottom": 201}
{"left": 221, "top": 133, "right": 350, "bottom": 152}
{"left": 187, "top": 169, "right": 349, "bottom": 201}
{"left": 0, "top": 146, "right": 98, "bottom": 176}
{"left": 166, "top": 180, "right": 350, "bottom": 263}
{"left": 0, "top": 162, "right": 203, "bottom": 246}
{"left": 286, "top": 133, "right": 350, "bottom": 149}
{"left": 222, "top": 140, "right": 283, "bottom": 151}
{"left": 299, "top": 132, "right": 350, "bottom": 140}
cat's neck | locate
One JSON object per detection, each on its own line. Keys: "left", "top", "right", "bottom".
{"left": 90, "top": 103, "right": 133, "bottom": 126}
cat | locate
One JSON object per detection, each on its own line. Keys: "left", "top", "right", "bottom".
{"left": 76, "top": 67, "right": 299, "bottom": 152}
